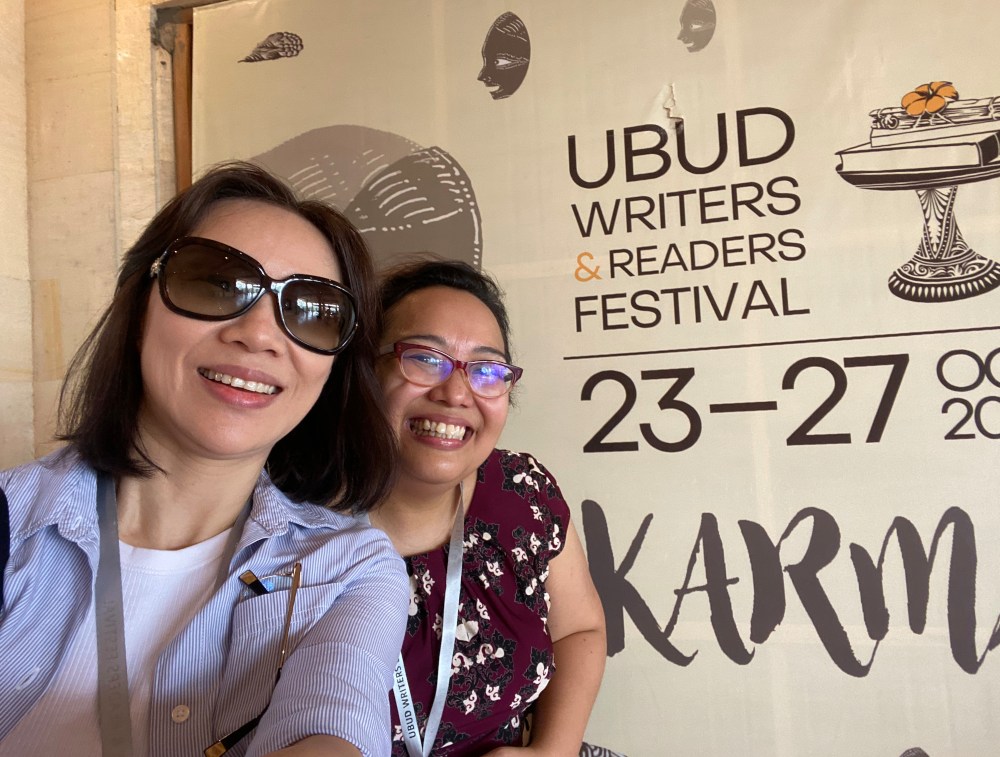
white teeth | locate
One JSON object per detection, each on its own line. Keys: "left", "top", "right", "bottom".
{"left": 411, "top": 419, "right": 467, "bottom": 440}
{"left": 199, "top": 369, "right": 278, "bottom": 395}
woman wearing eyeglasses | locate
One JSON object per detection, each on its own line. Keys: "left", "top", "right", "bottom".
{"left": 370, "top": 260, "right": 607, "bottom": 756}
{"left": 0, "top": 163, "right": 407, "bottom": 757}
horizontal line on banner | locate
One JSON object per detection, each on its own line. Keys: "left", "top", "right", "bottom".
{"left": 709, "top": 401, "right": 779, "bottom": 413}
{"left": 562, "top": 323, "right": 1000, "bottom": 361}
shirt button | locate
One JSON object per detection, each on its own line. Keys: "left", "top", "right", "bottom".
{"left": 171, "top": 705, "right": 190, "bottom": 723}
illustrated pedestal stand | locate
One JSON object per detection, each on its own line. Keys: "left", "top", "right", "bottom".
{"left": 889, "top": 185, "right": 1000, "bottom": 302}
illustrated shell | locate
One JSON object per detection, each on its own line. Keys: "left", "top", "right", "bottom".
{"left": 253, "top": 125, "right": 483, "bottom": 271}
{"left": 240, "top": 32, "right": 303, "bottom": 62}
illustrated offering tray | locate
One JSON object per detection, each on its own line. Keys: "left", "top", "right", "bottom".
{"left": 837, "top": 96, "right": 1000, "bottom": 191}
{"left": 835, "top": 94, "right": 1000, "bottom": 302}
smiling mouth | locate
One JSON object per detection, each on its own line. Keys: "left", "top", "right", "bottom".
{"left": 199, "top": 368, "right": 279, "bottom": 395}
{"left": 409, "top": 418, "right": 469, "bottom": 440}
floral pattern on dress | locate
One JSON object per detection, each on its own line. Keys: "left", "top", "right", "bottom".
{"left": 447, "top": 627, "right": 516, "bottom": 717}
{"left": 391, "top": 449, "right": 569, "bottom": 757}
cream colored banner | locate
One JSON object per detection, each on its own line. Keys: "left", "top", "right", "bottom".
{"left": 194, "top": 1, "right": 1000, "bottom": 754}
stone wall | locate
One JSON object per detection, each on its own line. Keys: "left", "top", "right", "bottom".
{"left": 0, "top": 0, "right": 171, "bottom": 468}
{"left": 0, "top": 0, "right": 32, "bottom": 468}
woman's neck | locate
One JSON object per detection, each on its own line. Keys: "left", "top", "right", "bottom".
{"left": 114, "top": 453, "right": 263, "bottom": 550}
{"left": 374, "top": 476, "right": 474, "bottom": 557}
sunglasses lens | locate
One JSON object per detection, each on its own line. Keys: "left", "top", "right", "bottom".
{"left": 279, "top": 280, "right": 356, "bottom": 353}
{"left": 160, "top": 241, "right": 357, "bottom": 354}
{"left": 163, "top": 243, "right": 261, "bottom": 318}
{"left": 468, "top": 362, "right": 516, "bottom": 398}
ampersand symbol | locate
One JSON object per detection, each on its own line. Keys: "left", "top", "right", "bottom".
{"left": 575, "top": 252, "right": 602, "bottom": 282}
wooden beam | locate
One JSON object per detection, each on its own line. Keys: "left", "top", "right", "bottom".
{"left": 171, "top": 18, "right": 193, "bottom": 192}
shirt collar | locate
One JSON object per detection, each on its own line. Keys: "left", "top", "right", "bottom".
{"left": 13, "top": 449, "right": 346, "bottom": 552}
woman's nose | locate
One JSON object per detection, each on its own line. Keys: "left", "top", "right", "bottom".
{"left": 429, "top": 365, "right": 474, "bottom": 406}
{"left": 218, "top": 294, "right": 287, "bottom": 354}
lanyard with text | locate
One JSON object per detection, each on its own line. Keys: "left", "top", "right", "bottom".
{"left": 94, "top": 473, "right": 250, "bottom": 757}
{"left": 393, "top": 483, "right": 466, "bottom": 757}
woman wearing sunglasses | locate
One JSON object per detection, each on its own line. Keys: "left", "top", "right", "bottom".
{"left": 370, "top": 260, "right": 607, "bottom": 756}
{"left": 0, "top": 163, "right": 407, "bottom": 756}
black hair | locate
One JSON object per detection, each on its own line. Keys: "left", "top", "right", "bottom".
{"left": 58, "top": 161, "right": 396, "bottom": 512}
{"left": 379, "top": 258, "right": 513, "bottom": 362}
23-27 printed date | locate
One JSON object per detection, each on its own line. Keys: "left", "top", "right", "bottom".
{"left": 579, "top": 348, "right": 1000, "bottom": 452}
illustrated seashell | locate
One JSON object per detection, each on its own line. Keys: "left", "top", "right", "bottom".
{"left": 240, "top": 32, "right": 303, "bottom": 62}
{"left": 253, "top": 125, "right": 483, "bottom": 271}
{"left": 345, "top": 146, "right": 482, "bottom": 269}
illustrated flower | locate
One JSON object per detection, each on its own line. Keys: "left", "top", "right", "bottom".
{"left": 476, "top": 598, "right": 491, "bottom": 619}
{"left": 527, "top": 664, "right": 551, "bottom": 702}
{"left": 474, "top": 642, "right": 506, "bottom": 663}
{"left": 455, "top": 618, "right": 480, "bottom": 642}
{"left": 420, "top": 570, "right": 435, "bottom": 595}
{"left": 549, "top": 524, "right": 562, "bottom": 552}
{"left": 462, "top": 690, "right": 478, "bottom": 714}
{"left": 452, "top": 652, "right": 474, "bottom": 671}
{"left": 901, "top": 81, "right": 958, "bottom": 116}
{"left": 513, "top": 470, "right": 536, "bottom": 489}
{"left": 407, "top": 580, "right": 420, "bottom": 617}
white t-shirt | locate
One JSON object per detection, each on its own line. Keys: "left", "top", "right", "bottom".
{"left": 2, "top": 529, "right": 231, "bottom": 756}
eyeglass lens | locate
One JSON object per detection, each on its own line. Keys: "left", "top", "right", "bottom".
{"left": 399, "top": 346, "right": 516, "bottom": 397}
{"left": 160, "top": 241, "right": 355, "bottom": 354}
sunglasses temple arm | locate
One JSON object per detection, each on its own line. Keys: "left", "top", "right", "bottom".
{"left": 277, "top": 562, "right": 302, "bottom": 670}
{"left": 202, "top": 563, "right": 300, "bottom": 757}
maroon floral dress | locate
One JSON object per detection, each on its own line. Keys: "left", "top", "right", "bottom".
{"left": 389, "top": 449, "right": 570, "bottom": 756}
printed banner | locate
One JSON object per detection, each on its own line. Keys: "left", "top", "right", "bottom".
{"left": 193, "top": 1, "right": 1000, "bottom": 753}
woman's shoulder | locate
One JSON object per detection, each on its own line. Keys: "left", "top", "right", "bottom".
{"left": 254, "top": 479, "right": 405, "bottom": 573}
{"left": 1, "top": 447, "right": 84, "bottom": 487}
{"left": 483, "top": 449, "right": 563, "bottom": 497}
{"left": 1, "top": 448, "right": 98, "bottom": 539}
{"left": 478, "top": 448, "right": 571, "bottom": 524}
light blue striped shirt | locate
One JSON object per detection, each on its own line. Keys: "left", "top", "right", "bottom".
{"left": 0, "top": 449, "right": 408, "bottom": 757}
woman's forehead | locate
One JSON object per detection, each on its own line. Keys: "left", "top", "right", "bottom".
{"left": 386, "top": 286, "right": 505, "bottom": 354}
{"left": 192, "top": 199, "right": 341, "bottom": 282}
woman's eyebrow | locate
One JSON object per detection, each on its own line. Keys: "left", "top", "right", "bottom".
{"left": 402, "top": 334, "right": 507, "bottom": 360}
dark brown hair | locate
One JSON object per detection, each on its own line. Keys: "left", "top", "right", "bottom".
{"left": 379, "top": 258, "right": 513, "bottom": 362}
{"left": 58, "top": 161, "right": 396, "bottom": 511}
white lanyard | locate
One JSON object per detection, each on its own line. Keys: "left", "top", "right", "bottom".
{"left": 94, "top": 473, "right": 250, "bottom": 757}
{"left": 370, "top": 483, "right": 465, "bottom": 757}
